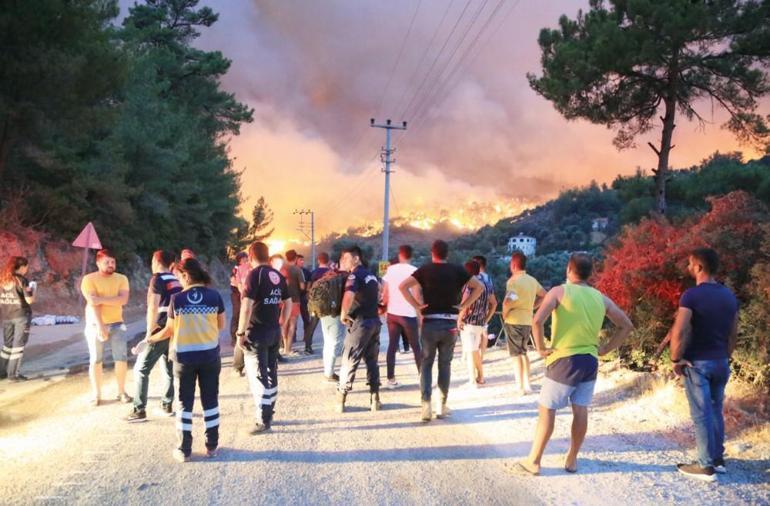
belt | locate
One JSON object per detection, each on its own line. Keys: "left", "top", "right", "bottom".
{"left": 423, "top": 313, "right": 458, "bottom": 321}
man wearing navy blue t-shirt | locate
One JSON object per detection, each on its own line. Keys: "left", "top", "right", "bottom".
{"left": 236, "top": 241, "right": 292, "bottom": 434}
{"left": 335, "top": 245, "right": 382, "bottom": 413}
{"left": 669, "top": 248, "right": 739, "bottom": 482}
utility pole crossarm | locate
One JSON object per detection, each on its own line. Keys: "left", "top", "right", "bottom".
{"left": 292, "top": 208, "right": 316, "bottom": 269}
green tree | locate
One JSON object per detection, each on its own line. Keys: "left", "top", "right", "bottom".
{"left": 528, "top": 0, "right": 770, "bottom": 215}
{"left": 247, "top": 196, "right": 274, "bottom": 242}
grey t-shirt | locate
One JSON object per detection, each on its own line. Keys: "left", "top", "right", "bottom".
{"left": 285, "top": 264, "right": 305, "bottom": 303}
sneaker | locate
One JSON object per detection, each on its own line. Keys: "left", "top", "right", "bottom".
{"left": 370, "top": 392, "right": 382, "bottom": 412}
{"left": 126, "top": 408, "right": 147, "bottom": 423}
{"left": 324, "top": 374, "right": 340, "bottom": 383}
{"left": 249, "top": 423, "right": 271, "bottom": 435}
{"left": 117, "top": 393, "right": 133, "bottom": 404}
{"left": 676, "top": 463, "right": 716, "bottom": 482}
{"left": 713, "top": 458, "right": 727, "bottom": 474}
{"left": 159, "top": 403, "right": 174, "bottom": 417}
{"left": 436, "top": 402, "right": 451, "bottom": 419}
{"left": 10, "top": 374, "right": 29, "bottom": 382}
{"left": 172, "top": 449, "right": 190, "bottom": 463}
{"left": 421, "top": 401, "right": 432, "bottom": 422}
{"left": 385, "top": 379, "right": 399, "bottom": 389}
{"left": 303, "top": 348, "right": 314, "bottom": 355}
{"left": 277, "top": 355, "right": 288, "bottom": 363}
{"left": 399, "top": 349, "right": 410, "bottom": 355}
{"left": 205, "top": 448, "right": 218, "bottom": 458}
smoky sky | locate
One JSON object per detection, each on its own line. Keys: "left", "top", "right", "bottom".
{"left": 118, "top": 0, "right": 765, "bottom": 236}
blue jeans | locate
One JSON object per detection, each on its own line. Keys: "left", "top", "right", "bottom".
{"left": 320, "top": 315, "right": 344, "bottom": 377}
{"left": 684, "top": 359, "right": 730, "bottom": 467}
{"left": 133, "top": 339, "right": 174, "bottom": 411}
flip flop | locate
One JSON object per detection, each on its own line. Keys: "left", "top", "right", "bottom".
{"left": 510, "top": 461, "right": 540, "bottom": 476}
{"left": 564, "top": 466, "right": 578, "bottom": 473}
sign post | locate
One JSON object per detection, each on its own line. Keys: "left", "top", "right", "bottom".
{"left": 72, "top": 222, "right": 102, "bottom": 278}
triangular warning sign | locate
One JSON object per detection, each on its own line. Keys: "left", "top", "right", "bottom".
{"left": 72, "top": 222, "right": 102, "bottom": 250}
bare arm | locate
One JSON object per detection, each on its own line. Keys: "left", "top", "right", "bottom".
{"left": 340, "top": 290, "right": 355, "bottom": 323}
{"left": 484, "top": 292, "right": 498, "bottom": 324}
{"left": 217, "top": 311, "right": 226, "bottom": 331}
{"left": 92, "top": 290, "right": 129, "bottom": 307}
{"left": 532, "top": 287, "right": 562, "bottom": 358}
{"left": 533, "top": 286, "right": 547, "bottom": 311}
{"left": 598, "top": 296, "right": 634, "bottom": 356}
{"left": 669, "top": 307, "right": 693, "bottom": 362}
{"left": 458, "top": 277, "right": 484, "bottom": 312}
{"left": 728, "top": 313, "right": 739, "bottom": 358}
{"left": 381, "top": 281, "right": 390, "bottom": 307}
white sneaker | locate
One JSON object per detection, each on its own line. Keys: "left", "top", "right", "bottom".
{"left": 436, "top": 402, "right": 451, "bottom": 419}
{"left": 385, "top": 379, "right": 400, "bottom": 389}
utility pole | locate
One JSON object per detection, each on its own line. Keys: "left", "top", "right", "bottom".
{"left": 370, "top": 118, "right": 407, "bottom": 262}
{"left": 293, "top": 209, "right": 315, "bottom": 269}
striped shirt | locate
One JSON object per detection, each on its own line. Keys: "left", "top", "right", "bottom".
{"left": 169, "top": 286, "right": 224, "bottom": 364}
{"left": 462, "top": 275, "right": 491, "bottom": 326}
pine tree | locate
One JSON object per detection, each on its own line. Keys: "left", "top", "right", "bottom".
{"left": 528, "top": 0, "right": 770, "bottom": 215}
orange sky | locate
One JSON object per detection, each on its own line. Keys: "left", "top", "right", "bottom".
{"left": 190, "top": 0, "right": 766, "bottom": 243}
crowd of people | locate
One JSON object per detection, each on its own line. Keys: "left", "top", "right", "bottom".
{"left": 1, "top": 241, "right": 739, "bottom": 481}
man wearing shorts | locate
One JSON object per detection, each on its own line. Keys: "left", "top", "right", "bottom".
{"left": 281, "top": 250, "right": 305, "bottom": 357}
{"left": 515, "top": 253, "right": 633, "bottom": 475}
{"left": 81, "top": 249, "right": 131, "bottom": 406}
{"left": 472, "top": 255, "right": 497, "bottom": 356}
{"left": 502, "top": 251, "right": 546, "bottom": 395}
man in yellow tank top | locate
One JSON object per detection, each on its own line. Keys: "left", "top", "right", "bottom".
{"left": 513, "top": 253, "right": 633, "bottom": 476}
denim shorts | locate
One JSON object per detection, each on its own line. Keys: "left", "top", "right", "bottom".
{"left": 85, "top": 322, "right": 128, "bottom": 363}
{"left": 539, "top": 377, "right": 596, "bottom": 410}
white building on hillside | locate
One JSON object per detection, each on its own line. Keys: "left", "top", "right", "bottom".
{"left": 507, "top": 233, "right": 536, "bottom": 257}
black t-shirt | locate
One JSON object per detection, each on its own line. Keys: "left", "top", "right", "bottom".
{"left": 244, "top": 265, "right": 290, "bottom": 341}
{"left": 412, "top": 262, "right": 471, "bottom": 315}
{"left": 150, "top": 272, "right": 182, "bottom": 328}
{"left": 0, "top": 274, "right": 31, "bottom": 320}
{"left": 345, "top": 265, "right": 380, "bottom": 320}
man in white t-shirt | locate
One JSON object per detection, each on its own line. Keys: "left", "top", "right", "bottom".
{"left": 381, "top": 245, "right": 421, "bottom": 389}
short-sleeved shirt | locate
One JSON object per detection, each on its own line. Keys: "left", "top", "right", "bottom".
{"left": 345, "top": 265, "right": 380, "bottom": 320}
{"left": 504, "top": 272, "right": 545, "bottom": 326}
{"left": 244, "top": 265, "right": 290, "bottom": 342}
{"left": 169, "top": 286, "right": 224, "bottom": 364}
{"left": 150, "top": 272, "right": 182, "bottom": 328}
{"left": 310, "top": 266, "right": 331, "bottom": 282}
{"left": 81, "top": 272, "right": 130, "bottom": 325}
{"left": 382, "top": 263, "right": 418, "bottom": 318}
{"left": 0, "top": 274, "right": 31, "bottom": 320}
{"left": 679, "top": 283, "right": 739, "bottom": 361}
{"left": 462, "top": 274, "right": 491, "bottom": 326}
{"left": 285, "top": 264, "right": 305, "bottom": 303}
{"left": 411, "top": 262, "right": 471, "bottom": 316}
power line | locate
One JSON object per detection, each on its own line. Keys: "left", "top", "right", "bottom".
{"left": 373, "top": 0, "right": 424, "bottom": 120}
{"left": 399, "top": 0, "right": 474, "bottom": 120}
{"left": 399, "top": 0, "right": 518, "bottom": 144}
{"left": 391, "top": 0, "right": 458, "bottom": 118}
{"left": 406, "top": 0, "right": 493, "bottom": 126}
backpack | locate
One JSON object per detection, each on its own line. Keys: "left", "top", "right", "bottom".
{"left": 307, "top": 271, "right": 346, "bottom": 317}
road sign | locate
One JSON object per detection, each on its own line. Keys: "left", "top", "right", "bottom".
{"left": 73, "top": 222, "right": 102, "bottom": 278}
{"left": 72, "top": 222, "right": 102, "bottom": 250}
